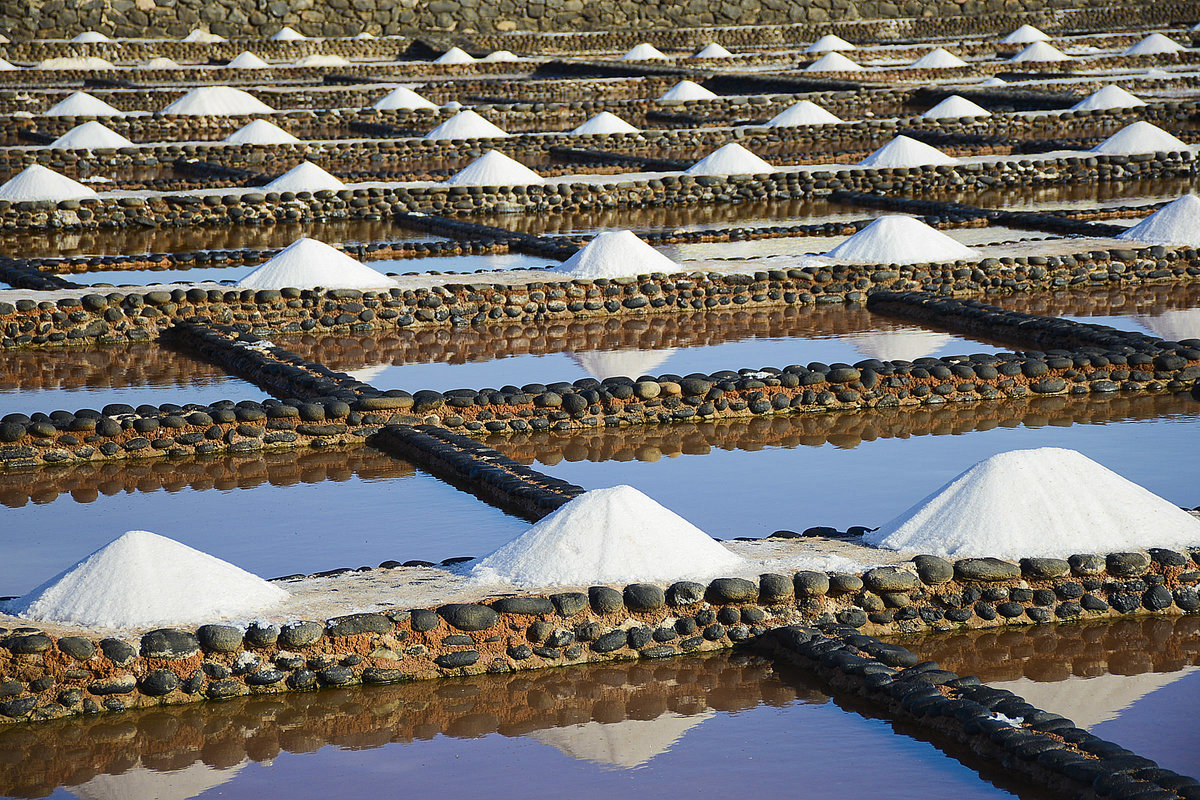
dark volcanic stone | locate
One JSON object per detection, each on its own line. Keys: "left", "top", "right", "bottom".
{"left": 666, "top": 581, "right": 705, "bottom": 606}
{"left": 140, "top": 629, "right": 199, "bottom": 659}
{"left": 793, "top": 571, "right": 829, "bottom": 597}
{"left": 706, "top": 577, "right": 757, "bottom": 603}
{"left": 1068, "top": 553, "right": 1104, "bottom": 575}
{"left": 435, "top": 650, "right": 480, "bottom": 669}
{"left": 1107, "top": 552, "right": 1151, "bottom": 577}
{"left": 57, "top": 637, "right": 95, "bottom": 661}
{"left": 197, "top": 624, "right": 243, "bottom": 653}
{"left": 244, "top": 623, "right": 280, "bottom": 648}
{"left": 588, "top": 586, "right": 624, "bottom": 614}
{"left": 758, "top": 573, "right": 794, "bottom": 602}
{"left": 325, "top": 613, "right": 393, "bottom": 637}
{"left": 4, "top": 634, "right": 52, "bottom": 655}
{"left": 863, "top": 567, "right": 919, "bottom": 593}
{"left": 140, "top": 669, "right": 180, "bottom": 696}
{"left": 278, "top": 622, "right": 324, "bottom": 648}
{"left": 623, "top": 583, "right": 666, "bottom": 612}
{"left": 409, "top": 609, "right": 440, "bottom": 632}
{"left": 913, "top": 555, "right": 954, "bottom": 585}
{"left": 550, "top": 592, "right": 588, "bottom": 617}
{"left": 1020, "top": 558, "right": 1070, "bottom": 579}
{"left": 100, "top": 638, "right": 136, "bottom": 666}
{"left": 317, "top": 666, "right": 356, "bottom": 686}
{"left": 954, "top": 558, "right": 1021, "bottom": 582}
{"left": 491, "top": 597, "right": 554, "bottom": 615}
{"left": 438, "top": 604, "right": 498, "bottom": 631}
{"left": 590, "top": 631, "right": 628, "bottom": 653}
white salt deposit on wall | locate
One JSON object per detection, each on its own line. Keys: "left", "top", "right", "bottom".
{"left": 864, "top": 448, "right": 1200, "bottom": 558}
{"left": 571, "top": 111, "right": 639, "bottom": 135}
{"left": 1009, "top": 41, "right": 1071, "bottom": 62}
{"left": 806, "top": 34, "right": 856, "bottom": 53}
{"left": 140, "top": 57, "right": 182, "bottom": 69}
{"left": 71, "top": 31, "right": 112, "bottom": 43}
{"left": 49, "top": 120, "right": 134, "bottom": 149}
{"left": 922, "top": 95, "right": 991, "bottom": 119}
{"left": 1123, "top": 33, "right": 1184, "bottom": 56}
{"left": 424, "top": 109, "right": 509, "bottom": 139}
{"left": 658, "top": 80, "right": 718, "bottom": 101}
{"left": 909, "top": 48, "right": 968, "bottom": 68}
{"left": 555, "top": 230, "right": 681, "bottom": 278}
{"left": 237, "top": 237, "right": 394, "bottom": 290}
{"left": 766, "top": 99, "right": 843, "bottom": 126}
{"left": 692, "top": 43, "right": 734, "bottom": 58}
{"left": 805, "top": 51, "right": 863, "bottom": 71}
{"left": 858, "top": 135, "right": 956, "bottom": 167}
{"left": 443, "top": 150, "right": 545, "bottom": 186}
{"left": 434, "top": 47, "right": 476, "bottom": 64}
{"left": 684, "top": 142, "right": 774, "bottom": 175}
{"left": 226, "top": 51, "right": 270, "bottom": 69}
{"left": 0, "top": 165, "right": 99, "bottom": 202}
{"left": 295, "top": 54, "right": 351, "bottom": 67}
{"left": 38, "top": 56, "right": 117, "bottom": 70}
{"left": 160, "top": 86, "right": 274, "bottom": 115}
{"left": 621, "top": 43, "right": 669, "bottom": 60}
{"left": 223, "top": 119, "right": 301, "bottom": 145}
{"left": 44, "top": 90, "right": 124, "bottom": 117}
{"left": 270, "top": 26, "right": 306, "bottom": 41}
{"left": 1117, "top": 194, "right": 1200, "bottom": 247}
{"left": 372, "top": 86, "right": 438, "bottom": 111}
{"left": 1090, "top": 121, "right": 1190, "bottom": 155}
{"left": 263, "top": 161, "right": 345, "bottom": 191}
{"left": 1070, "top": 85, "right": 1146, "bottom": 111}
{"left": 825, "top": 215, "right": 978, "bottom": 263}
{"left": 182, "top": 29, "right": 226, "bottom": 42}
{"left": 1001, "top": 24, "right": 1050, "bottom": 44}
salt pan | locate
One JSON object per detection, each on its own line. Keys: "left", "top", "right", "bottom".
{"left": 1090, "top": 121, "right": 1189, "bottom": 155}
{"left": 621, "top": 43, "right": 669, "bottom": 60}
{"left": 434, "top": 47, "right": 476, "bottom": 64}
{"left": 858, "top": 135, "right": 956, "bottom": 167}
{"left": 160, "top": 86, "right": 274, "bottom": 115}
{"left": 825, "top": 215, "right": 978, "bottom": 263}
{"left": 1123, "top": 33, "right": 1184, "bottom": 56}
{"left": 237, "top": 237, "right": 394, "bottom": 290}
{"left": 1001, "top": 24, "right": 1050, "bottom": 44}
{"left": 806, "top": 34, "right": 856, "bottom": 53}
{"left": 910, "top": 48, "right": 968, "bottom": 68}
{"left": 1117, "top": 194, "right": 1200, "bottom": 247}
{"left": 372, "top": 86, "right": 438, "bottom": 111}
{"left": 226, "top": 51, "right": 270, "bottom": 69}
{"left": 0, "top": 164, "right": 99, "bottom": 202}
{"left": 71, "top": 31, "right": 111, "bottom": 43}
{"left": 1009, "top": 41, "right": 1071, "bottom": 62}
{"left": 44, "top": 90, "right": 124, "bottom": 117}
{"left": 692, "top": 43, "right": 734, "bottom": 58}
{"left": 443, "top": 150, "right": 545, "bottom": 186}
{"left": 263, "top": 161, "right": 345, "bottom": 191}
{"left": 556, "top": 230, "right": 680, "bottom": 278}
{"left": 659, "top": 80, "right": 718, "bottom": 101}
{"left": 571, "top": 111, "right": 639, "bottom": 135}
{"left": 270, "top": 26, "right": 306, "bottom": 41}
{"left": 49, "top": 121, "right": 134, "bottom": 149}
{"left": 684, "top": 142, "right": 774, "bottom": 175}
{"left": 805, "top": 51, "right": 863, "bottom": 71}
{"left": 922, "top": 95, "right": 990, "bottom": 118}
{"left": 1070, "top": 84, "right": 1145, "bottom": 111}
{"left": 424, "top": 109, "right": 509, "bottom": 139}
{"left": 766, "top": 99, "right": 843, "bottom": 126}
{"left": 223, "top": 119, "right": 301, "bottom": 145}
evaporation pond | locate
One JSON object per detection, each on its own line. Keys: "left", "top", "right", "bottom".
{"left": 372, "top": 252, "right": 556, "bottom": 274}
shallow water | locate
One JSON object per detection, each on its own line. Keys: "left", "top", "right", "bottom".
{"left": 371, "top": 251, "right": 556, "bottom": 273}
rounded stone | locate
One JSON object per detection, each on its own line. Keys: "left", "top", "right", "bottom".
{"left": 244, "top": 623, "right": 281, "bottom": 648}
{"left": 140, "top": 669, "right": 180, "bottom": 696}
{"left": 1107, "top": 552, "right": 1151, "bottom": 577}
{"left": 912, "top": 555, "right": 954, "bottom": 585}
{"left": 57, "top": 636, "right": 96, "bottom": 661}
{"left": 792, "top": 571, "right": 829, "bottom": 597}
{"left": 1020, "top": 557, "right": 1070, "bottom": 579}
{"left": 705, "top": 577, "right": 757, "bottom": 603}
{"left": 197, "top": 624, "right": 243, "bottom": 653}
{"left": 278, "top": 621, "right": 324, "bottom": 648}
{"left": 140, "top": 629, "right": 199, "bottom": 659}
{"left": 1068, "top": 553, "right": 1104, "bottom": 575}
{"left": 666, "top": 581, "right": 705, "bottom": 606}
{"left": 491, "top": 597, "right": 554, "bottom": 615}
{"left": 758, "top": 573, "right": 794, "bottom": 603}
{"left": 438, "top": 604, "right": 499, "bottom": 632}
{"left": 588, "top": 586, "right": 624, "bottom": 614}
{"left": 862, "top": 567, "right": 919, "bottom": 593}
{"left": 954, "top": 558, "right": 1021, "bottom": 582}
{"left": 623, "top": 583, "right": 666, "bottom": 612}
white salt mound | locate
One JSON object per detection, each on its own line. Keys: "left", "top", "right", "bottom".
{"left": 38, "top": 56, "right": 117, "bottom": 70}
{"left": 270, "top": 26, "right": 306, "bottom": 41}
{"left": 469, "top": 485, "right": 744, "bottom": 587}
{"left": 1117, "top": 194, "right": 1200, "bottom": 247}
{"left": 0, "top": 58, "right": 16, "bottom": 71}
{"left": 572, "top": 111, "right": 639, "bottom": 135}
{"left": 825, "top": 215, "right": 978, "bottom": 263}
{"left": 223, "top": 119, "right": 301, "bottom": 145}
{"left": 979, "top": 77, "right": 1007, "bottom": 87}
{"left": 767, "top": 99, "right": 843, "bottom": 126}
{"left": 49, "top": 121, "right": 134, "bottom": 149}
{"left": 806, "top": 34, "right": 856, "bottom": 53}
{"left": 140, "top": 57, "right": 182, "bottom": 70}
{"left": 44, "top": 90, "right": 124, "bottom": 117}
{"left": 182, "top": 29, "right": 225, "bottom": 43}
{"left": 1001, "top": 24, "right": 1050, "bottom": 44}
{"left": 557, "top": 230, "right": 680, "bottom": 279}
{"left": 805, "top": 51, "right": 863, "bottom": 72}
{"left": 864, "top": 448, "right": 1200, "bottom": 559}
{"left": 227, "top": 51, "right": 270, "bottom": 69}
{"left": 483, "top": 50, "right": 521, "bottom": 62}
{"left": 237, "top": 237, "right": 393, "bottom": 290}
{"left": 160, "top": 86, "right": 274, "bottom": 115}
{"left": 295, "top": 54, "right": 351, "bottom": 67}
{"left": 434, "top": 47, "right": 476, "bottom": 64}
{"left": 444, "top": 150, "right": 544, "bottom": 186}
{"left": 858, "top": 135, "right": 956, "bottom": 167}
{"left": 263, "top": 161, "right": 345, "bottom": 191}
{"left": 1070, "top": 84, "right": 1146, "bottom": 111}
{"left": 922, "top": 95, "right": 991, "bottom": 119}
{"left": 1123, "top": 34, "right": 1184, "bottom": 56}
{"left": 659, "top": 80, "right": 718, "bottom": 101}
{"left": 622, "top": 43, "right": 669, "bottom": 61}
{"left": 1091, "top": 121, "right": 1189, "bottom": 155}
{"left": 0, "top": 530, "right": 289, "bottom": 629}
{"left": 71, "top": 31, "right": 111, "bottom": 43}
{"left": 372, "top": 86, "right": 438, "bottom": 111}
{"left": 354, "top": 31, "right": 376, "bottom": 39}
{"left": 693, "top": 43, "right": 734, "bottom": 58}
{"left": 0, "top": 164, "right": 99, "bottom": 202}
{"left": 1009, "top": 41, "right": 1071, "bottom": 62}
{"left": 424, "top": 109, "right": 509, "bottom": 139}
{"left": 910, "top": 48, "right": 968, "bottom": 69}
{"left": 684, "top": 142, "right": 774, "bottom": 175}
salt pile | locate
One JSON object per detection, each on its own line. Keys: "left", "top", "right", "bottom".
{"left": 1001, "top": 24, "right": 1050, "bottom": 44}
{"left": 295, "top": 54, "right": 351, "bottom": 67}
{"left": 766, "top": 99, "right": 843, "bottom": 126}
{"left": 263, "top": 161, "right": 345, "bottom": 191}
{"left": 571, "top": 111, "right": 639, "bottom": 135}
{"left": 806, "top": 34, "right": 855, "bottom": 53}
{"left": 621, "top": 43, "right": 668, "bottom": 60}
{"left": 1, "top": 531, "right": 288, "bottom": 629}
{"left": 556, "top": 230, "right": 680, "bottom": 278}
{"left": 182, "top": 29, "right": 225, "bottom": 42}
{"left": 270, "top": 26, "right": 306, "bottom": 41}
{"left": 372, "top": 86, "right": 438, "bottom": 111}
{"left": 226, "top": 51, "right": 270, "bottom": 69}
{"left": 354, "top": 31, "right": 376, "bottom": 39}
{"left": 237, "top": 237, "right": 393, "bottom": 290}
{"left": 0, "top": 164, "right": 99, "bottom": 202}
{"left": 44, "top": 90, "right": 124, "bottom": 117}
{"left": 38, "top": 56, "right": 117, "bottom": 70}
{"left": 922, "top": 95, "right": 991, "bottom": 119}
{"left": 910, "top": 48, "right": 968, "bottom": 68}
{"left": 864, "top": 448, "right": 1200, "bottom": 559}
{"left": 858, "top": 135, "right": 956, "bottom": 167}
{"left": 569, "top": 348, "right": 675, "bottom": 380}
{"left": 1009, "top": 41, "right": 1071, "bottom": 62}
{"left": 434, "top": 46, "right": 476, "bottom": 64}
{"left": 443, "top": 150, "right": 545, "bottom": 186}
{"left": 469, "top": 485, "right": 744, "bottom": 586}
{"left": 979, "top": 76, "right": 1007, "bottom": 87}
{"left": 1070, "top": 84, "right": 1146, "bottom": 111}
{"left": 71, "top": 31, "right": 112, "bottom": 43}
{"left": 1123, "top": 33, "right": 1184, "bottom": 56}
{"left": 160, "top": 86, "right": 274, "bottom": 115}
{"left": 1117, "top": 194, "right": 1200, "bottom": 247}
{"left": 1090, "top": 121, "right": 1189, "bottom": 155}
{"left": 693, "top": 42, "right": 734, "bottom": 58}
{"left": 684, "top": 142, "right": 774, "bottom": 175}
{"left": 659, "top": 80, "right": 718, "bottom": 102}
{"left": 825, "top": 215, "right": 978, "bottom": 263}
{"left": 140, "top": 57, "right": 182, "bottom": 69}
{"left": 483, "top": 50, "right": 521, "bottom": 62}
{"left": 805, "top": 51, "right": 864, "bottom": 71}
{"left": 223, "top": 119, "right": 301, "bottom": 145}
{"left": 49, "top": 121, "right": 134, "bottom": 149}
{"left": 424, "top": 109, "right": 509, "bottom": 140}
{"left": 0, "top": 58, "right": 15, "bottom": 71}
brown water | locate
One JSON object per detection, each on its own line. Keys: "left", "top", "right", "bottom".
{"left": 927, "top": 177, "right": 1200, "bottom": 211}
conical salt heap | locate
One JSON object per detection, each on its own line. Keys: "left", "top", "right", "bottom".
{"left": 45, "top": 91, "right": 124, "bottom": 117}
{"left": 71, "top": 31, "right": 111, "bottom": 43}
{"left": 806, "top": 34, "right": 855, "bottom": 53}
{"left": 0, "top": 58, "right": 16, "bottom": 71}
{"left": 223, "top": 119, "right": 301, "bottom": 145}
{"left": 692, "top": 42, "right": 733, "bottom": 58}
{"left": 270, "top": 26, "right": 306, "bottom": 41}
{"left": 572, "top": 111, "right": 639, "bottom": 135}
{"left": 1090, "top": 121, "right": 1190, "bottom": 155}
{"left": 1117, "top": 195, "right": 1200, "bottom": 247}
{"left": 922, "top": 95, "right": 991, "bottom": 119}
{"left": 160, "top": 86, "right": 274, "bottom": 115}
{"left": 443, "top": 150, "right": 545, "bottom": 186}
{"left": 1123, "top": 34, "right": 1184, "bottom": 56}
{"left": 659, "top": 80, "right": 718, "bottom": 101}
{"left": 0, "top": 530, "right": 289, "bottom": 629}
{"left": 979, "top": 76, "right": 1007, "bottom": 87}
{"left": 684, "top": 142, "right": 774, "bottom": 175}
{"left": 483, "top": 50, "right": 521, "bottom": 62}
{"left": 434, "top": 46, "right": 476, "bottom": 64}
{"left": 825, "top": 216, "right": 978, "bottom": 263}
{"left": 226, "top": 51, "right": 270, "bottom": 69}
{"left": 1009, "top": 41, "right": 1071, "bottom": 62}
{"left": 910, "top": 48, "right": 968, "bottom": 69}
{"left": 568, "top": 348, "right": 676, "bottom": 380}
{"left": 237, "top": 237, "right": 393, "bottom": 290}
{"left": 469, "top": 485, "right": 744, "bottom": 586}
{"left": 805, "top": 51, "right": 863, "bottom": 71}
{"left": 49, "top": 121, "right": 134, "bottom": 149}
{"left": 372, "top": 86, "right": 439, "bottom": 111}
{"left": 1070, "top": 84, "right": 1146, "bottom": 111}
{"left": 858, "top": 135, "right": 956, "bottom": 167}
{"left": 140, "top": 56, "right": 182, "bottom": 69}
{"left": 0, "top": 164, "right": 99, "bottom": 202}
{"left": 182, "top": 29, "right": 225, "bottom": 42}
{"left": 864, "top": 448, "right": 1200, "bottom": 559}
{"left": 263, "top": 161, "right": 345, "bottom": 191}
{"left": 621, "top": 43, "right": 668, "bottom": 61}
{"left": 767, "top": 99, "right": 843, "bottom": 126}
{"left": 424, "top": 109, "right": 509, "bottom": 140}
{"left": 556, "top": 230, "right": 680, "bottom": 279}
{"left": 1001, "top": 24, "right": 1050, "bottom": 44}
{"left": 295, "top": 54, "right": 351, "bottom": 67}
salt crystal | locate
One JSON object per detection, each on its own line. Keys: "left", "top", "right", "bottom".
{"left": 858, "top": 135, "right": 956, "bottom": 167}
{"left": 556, "top": 230, "right": 680, "bottom": 278}
{"left": 825, "top": 215, "right": 978, "bottom": 263}
{"left": 237, "top": 237, "right": 394, "bottom": 290}
{"left": 0, "top": 58, "right": 16, "bottom": 71}
{"left": 443, "top": 149, "right": 544, "bottom": 186}
{"left": 684, "top": 142, "right": 774, "bottom": 176}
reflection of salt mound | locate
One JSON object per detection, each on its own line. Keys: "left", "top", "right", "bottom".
{"left": 922, "top": 95, "right": 990, "bottom": 118}
{"left": 270, "top": 26, "right": 306, "bottom": 41}
{"left": 807, "top": 34, "right": 855, "bottom": 53}
{"left": 224, "top": 119, "right": 301, "bottom": 145}
{"left": 295, "top": 54, "right": 351, "bottom": 67}
{"left": 568, "top": 348, "right": 676, "bottom": 380}
{"left": 237, "top": 238, "right": 393, "bottom": 290}
{"left": 556, "top": 230, "right": 680, "bottom": 278}
{"left": 182, "top": 29, "right": 225, "bottom": 43}
{"left": 1071, "top": 85, "right": 1146, "bottom": 111}
{"left": 343, "top": 364, "right": 390, "bottom": 384}
{"left": 685, "top": 142, "right": 774, "bottom": 175}
{"left": 49, "top": 121, "right": 134, "bottom": 149}
{"left": 70, "top": 759, "right": 249, "bottom": 800}
{"left": 443, "top": 150, "right": 544, "bottom": 186}
{"left": 264, "top": 161, "right": 345, "bottom": 191}
{"left": 529, "top": 713, "right": 714, "bottom": 769}
{"left": 826, "top": 216, "right": 977, "bottom": 263}
{"left": 858, "top": 135, "right": 956, "bottom": 167}
{"left": 0, "top": 165, "right": 99, "bottom": 202}
{"left": 1117, "top": 194, "right": 1200, "bottom": 247}
{"left": 1123, "top": 34, "right": 1184, "bottom": 56}
{"left": 161, "top": 86, "right": 274, "bottom": 115}
{"left": 71, "top": 31, "right": 112, "bottom": 43}
{"left": 1091, "top": 121, "right": 1189, "bottom": 155}
{"left": 693, "top": 43, "right": 733, "bottom": 58}
{"left": 572, "top": 111, "right": 639, "bottom": 135}
{"left": 38, "top": 56, "right": 117, "bottom": 70}
{"left": 0, "top": 530, "right": 289, "bottom": 628}
{"left": 424, "top": 109, "right": 509, "bottom": 139}
{"left": 372, "top": 86, "right": 438, "bottom": 111}
{"left": 910, "top": 48, "right": 968, "bottom": 68}
{"left": 622, "top": 43, "right": 668, "bottom": 60}
{"left": 865, "top": 447, "right": 1200, "bottom": 558}
{"left": 805, "top": 51, "right": 863, "bottom": 71}
{"left": 1134, "top": 308, "right": 1200, "bottom": 342}
{"left": 470, "top": 485, "right": 744, "bottom": 586}
{"left": 1001, "top": 24, "right": 1050, "bottom": 44}
{"left": 767, "top": 99, "right": 843, "bottom": 126}
{"left": 659, "top": 80, "right": 718, "bottom": 101}
{"left": 226, "top": 51, "right": 270, "bottom": 69}
{"left": 141, "top": 57, "right": 182, "bottom": 70}
{"left": 995, "top": 670, "right": 1196, "bottom": 730}
{"left": 849, "top": 329, "right": 952, "bottom": 362}
{"left": 434, "top": 47, "right": 475, "bottom": 64}
{"left": 45, "top": 91, "right": 123, "bottom": 117}
{"left": 1009, "top": 41, "right": 1070, "bottom": 62}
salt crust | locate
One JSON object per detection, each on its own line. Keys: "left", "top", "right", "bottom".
{"left": 693, "top": 43, "right": 733, "bottom": 58}
{"left": 1070, "top": 84, "right": 1146, "bottom": 111}
{"left": 270, "top": 26, "right": 306, "bottom": 41}
{"left": 160, "top": 86, "right": 274, "bottom": 115}
{"left": 1009, "top": 41, "right": 1071, "bottom": 62}
{"left": 237, "top": 237, "right": 394, "bottom": 290}
{"left": 805, "top": 51, "right": 863, "bottom": 71}
{"left": 865, "top": 448, "right": 1200, "bottom": 558}
{"left": 434, "top": 47, "right": 475, "bottom": 64}
{"left": 71, "top": 31, "right": 111, "bottom": 43}
{"left": 44, "top": 90, "right": 123, "bottom": 117}
{"left": 1123, "top": 33, "right": 1184, "bottom": 56}
{"left": 622, "top": 43, "right": 669, "bottom": 60}
{"left": 659, "top": 80, "right": 718, "bottom": 101}
{"left": 38, "top": 57, "right": 117, "bottom": 70}
{"left": 555, "top": 230, "right": 679, "bottom": 278}
{"left": 227, "top": 51, "right": 270, "bottom": 69}
{"left": 49, "top": 121, "right": 134, "bottom": 149}
{"left": 766, "top": 99, "right": 843, "bottom": 126}
{"left": 572, "top": 111, "right": 639, "bottom": 135}
{"left": 0, "top": 164, "right": 98, "bottom": 202}
{"left": 263, "top": 161, "right": 345, "bottom": 191}
{"left": 0, "top": 530, "right": 289, "bottom": 629}
{"left": 922, "top": 95, "right": 990, "bottom": 118}
{"left": 424, "top": 109, "right": 509, "bottom": 140}
{"left": 910, "top": 48, "right": 968, "bottom": 69}
{"left": 443, "top": 149, "right": 545, "bottom": 186}
{"left": 372, "top": 86, "right": 438, "bottom": 111}
{"left": 140, "top": 57, "right": 182, "bottom": 70}
{"left": 684, "top": 142, "right": 774, "bottom": 175}
{"left": 806, "top": 34, "right": 855, "bottom": 53}
{"left": 1001, "top": 24, "right": 1050, "bottom": 44}
{"left": 1090, "top": 121, "right": 1190, "bottom": 155}
{"left": 469, "top": 485, "right": 745, "bottom": 587}
{"left": 295, "top": 54, "right": 351, "bottom": 67}
{"left": 223, "top": 119, "right": 301, "bottom": 145}
{"left": 1117, "top": 194, "right": 1200, "bottom": 247}
{"left": 825, "top": 215, "right": 978, "bottom": 263}
{"left": 858, "top": 135, "right": 956, "bottom": 167}
{"left": 182, "top": 29, "right": 225, "bottom": 42}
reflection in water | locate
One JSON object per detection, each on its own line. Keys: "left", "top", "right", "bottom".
{"left": 995, "top": 284, "right": 1200, "bottom": 340}
{"left": 930, "top": 177, "right": 1200, "bottom": 212}
{"left": 69, "top": 760, "right": 250, "bottom": 800}
{"left": 567, "top": 348, "right": 676, "bottom": 380}
{"left": 1137, "top": 308, "right": 1200, "bottom": 342}
{"left": 527, "top": 712, "right": 715, "bottom": 769}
